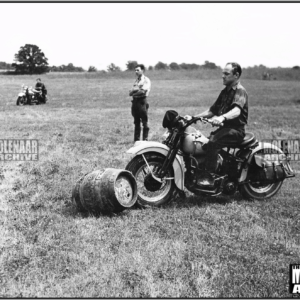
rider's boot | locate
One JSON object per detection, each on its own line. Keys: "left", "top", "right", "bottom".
{"left": 197, "top": 170, "right": 215, "bottom": 188}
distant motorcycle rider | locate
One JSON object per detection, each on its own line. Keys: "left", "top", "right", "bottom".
{"left": 34, "top": 78, "right": 47, "bottom": 102}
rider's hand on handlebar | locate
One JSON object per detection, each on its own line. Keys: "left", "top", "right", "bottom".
{"left": 201, "top": 118, "right": 208, "bottom": 124}
{"left": 210, "top": 116, "right": 225, "bottom": 127}
{"left": 184, "top": 115, "right": 192, "bottom": 121}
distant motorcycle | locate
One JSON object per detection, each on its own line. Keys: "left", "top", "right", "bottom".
{"left": 16, "top": 85, "right": 47, "bottom": 105}
{"left": 126, "top": 110, "right": 295, "bottom": 207}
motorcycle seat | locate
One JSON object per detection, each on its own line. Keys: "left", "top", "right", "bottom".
{"left": 238, "top": 132, "right": 257, "bottom": 148}
{"left": 225, "top": 132, "right": 256, "bottom": 149}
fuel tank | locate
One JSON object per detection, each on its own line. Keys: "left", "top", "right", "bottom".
{"left": 182, "top": 126, "right": 209, "bottom": 155}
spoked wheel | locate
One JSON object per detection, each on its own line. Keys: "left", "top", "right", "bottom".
{"left": 125, "top": 153, "right": 176, "bottom": 207}
{"left": 239, "top": 148, "right": 283, "bottom": 200}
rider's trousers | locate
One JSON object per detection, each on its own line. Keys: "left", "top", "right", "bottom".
{"left": 205, "top": 127, "right": 245, "bottom": 173}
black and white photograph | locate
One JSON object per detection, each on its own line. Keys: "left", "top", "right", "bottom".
{"left": 0, "top": 1, "right": 299, "bottom": 298}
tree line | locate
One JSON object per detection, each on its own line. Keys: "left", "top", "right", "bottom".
{"left": 2, "top": 44, "right": 299, "bottom": 74}
{"left": 3, "top": 43, "right": 220, "bottom": 74}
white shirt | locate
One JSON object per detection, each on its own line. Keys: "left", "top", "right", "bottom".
{"left": 132, "top": 74, "right": 151, "bottom": 97}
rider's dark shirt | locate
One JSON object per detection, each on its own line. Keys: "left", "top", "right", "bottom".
{"left": 209, "top": 81, "right": 248, "bottom": 129}
{"left": 35, "top": 82, "right": 46, "bottom": 91}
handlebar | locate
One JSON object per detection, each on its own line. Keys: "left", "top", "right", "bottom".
{"left": 180, "top": 116, "right": 224, "bottom": 128}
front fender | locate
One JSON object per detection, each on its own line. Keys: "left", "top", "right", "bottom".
{"left": 127, "top": 141, "right": 185, "bottom": 190}
{"left": 239, "top": 142, "right": 284, "bottom": 182}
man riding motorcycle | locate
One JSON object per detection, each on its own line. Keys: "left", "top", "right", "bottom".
{"left": 34, "top": 78, "right": 47, "bottom": 103}
{"left": 185, "top": 62, "right": 248, "bottom": 188}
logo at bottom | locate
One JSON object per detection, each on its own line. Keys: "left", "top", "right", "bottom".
{"left": 290, "top": 264, "right": 300, "bottom": 297}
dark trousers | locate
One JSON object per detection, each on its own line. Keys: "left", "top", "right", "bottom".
{"left": 131, "top": 97, "right": 149, "bottom": 141}
{"left": 205, "top": 127, "right": 245, "bottom": 173}
{"left": 26, "top": 93, "right": 31, "bottom": 105}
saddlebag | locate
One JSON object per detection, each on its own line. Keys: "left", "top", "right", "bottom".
{"left": 254, "top": 154, "right": 295, "bottom": 183}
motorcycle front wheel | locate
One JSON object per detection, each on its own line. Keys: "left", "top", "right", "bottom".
{"left": 125, "top": 153, "right": 176, "bottom": 207}
{"left": 16, "top": 96, "right": 25, "bottom": 106}
{"left": 239, "top": 148, "right": 283, "bottom": 200}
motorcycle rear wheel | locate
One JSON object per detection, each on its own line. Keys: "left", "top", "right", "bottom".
{"left": 125, "top": 153, "right": 176, "bottom": 207}
{"left": 239, "top": 148, "right": 283, "bottom": 200}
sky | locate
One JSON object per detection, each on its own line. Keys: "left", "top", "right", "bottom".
{"left": 1, "top": 2, "right": 299, "bottom": 71}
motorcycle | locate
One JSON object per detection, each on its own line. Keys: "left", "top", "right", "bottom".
{"left": 16, "top": 85, "right": 47, "bottom": 106}
{"left": 125, "top": 110, "right": 295, "bottom": 207}
{"left": 16, "top": 85, "right": 30, "bottom": 105}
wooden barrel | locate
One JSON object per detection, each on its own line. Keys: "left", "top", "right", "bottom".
{"left": 72, "top": 168, "right": 137, "bottom": 214}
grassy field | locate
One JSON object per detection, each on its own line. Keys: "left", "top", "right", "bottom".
{"left": 0, "top": 70, "right": 300, "bottom": 297}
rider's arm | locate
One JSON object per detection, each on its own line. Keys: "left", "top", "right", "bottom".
{"left": 194, "top": 109, "right": 215, "bottom": 119}
{"left": 211, "top": 107, "right": 241, "bottom": 126}
{"left": 222, "top": 106, "right": 241, "bottom": 121}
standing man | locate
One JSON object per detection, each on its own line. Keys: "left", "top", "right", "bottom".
{"left": 129, "top": 64, "right": 151, "bottom": 142}
{"left": 185, "top": 62, "right": 248, "bottom": 187}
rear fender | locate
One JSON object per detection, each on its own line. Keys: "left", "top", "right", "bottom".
{"left": 239, "top": 142, "right": 284, "bottom": 182}
{"left": 127, "top": 141, "right": 185, "bottom": 190}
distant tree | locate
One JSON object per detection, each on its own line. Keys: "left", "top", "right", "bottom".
{"left": 179, "top": 63, "right": 200, "bottom": 70}
{"left": 50, "top": 65, "right": 59, "bottom": 72}
{"left": 148, "top": 66, "right": 153, "bottom": 71}
{"left": 12, "top": 44, "right": 49, "bottom": 74}
{"left": 189, "top": 63, "right": 201, "bottom": 70}
{"left": 65, "top": 63, "right": 75, "bottom": 71}
{"left": 62, "top": 63, "right": 84, "bottom": 72}
{"left": 292, "top": 66, "right": 300, "bottom": 70}
{"left": 154, "top": 61, "right": 168, "bottom": 70}
{"left": 107, "top": 63, "right": 121, "bottom": 72}
{"left": 76, "top": 66, "right": 85, "bottom": 72}
{"left": 50, "top": 63, "right": 85, "bottom": 72}
{"left": 169, "top": 62, "right": 180, "bottom": 70}
{"left": 179, "top": 63, "right": 189, "bottom": 70}
{"left": 202, "top": 61, "right": 218, "bottom": 69}
{"left": 0, "top": 61, "right": 12, "bottom": 70}
{"left": 88, "top": 66, "right": 97, "bottom": 72}
{"left": 126, "top": 61, "right": 138, "bottom": 71}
